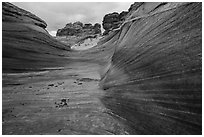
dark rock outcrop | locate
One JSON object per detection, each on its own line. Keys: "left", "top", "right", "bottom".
{"left": 73, "top": 21, "right": 83, "bottom": 27}
{"left": 119, "top": 11, "right": 128, "bottom": 21}
{"left": 100, "top": 2, "right": 202, "bottom": 134}
{"left": 102, "top": 12, "right": 120, "bottom": 30}
{"left": 102, "top": 11, "right": 128, "bottom": 35}
{"left": 2, "top": 2, "right": 70, "bottom": 73}
{"left": 56, "top": 21, "right": 101, "bottom": 36}
{"left": 93, "top": 23, "right": 101, "bottom": 34}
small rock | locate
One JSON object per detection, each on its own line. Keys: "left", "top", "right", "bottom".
{"left": 48, "top": 84, "right": 54, "bottom": 86}
{"left": 55, "top": 98, "right": 69, "bottom": 108}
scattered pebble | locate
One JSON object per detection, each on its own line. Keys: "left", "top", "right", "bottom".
{"left": 57, "top": 82, "right": 64, "bottom": 85}
{"left": 20, "top": 103, "right": 25, "bottom": 106}
{"left": 48, "top": 84, "right": 54, "bottom": 86}
{"left": 55, "top": 98, "right": 69, "bottom": 108}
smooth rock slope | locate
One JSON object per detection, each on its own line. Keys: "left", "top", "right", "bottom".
{"left": 2, "top": 2, "right": 70, "bottom": 73}
{"left": 100, "top": 2, "right": 202, "bottom": 134}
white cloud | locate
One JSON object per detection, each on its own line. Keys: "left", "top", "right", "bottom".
{"left": 12, "top": 2, "right": 132, "bottom": 32}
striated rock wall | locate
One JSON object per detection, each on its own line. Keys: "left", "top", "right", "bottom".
{"left": 56, "top": 21, "right": 101, "bottom": 36}
{"left": 2, "top": 2, "right": 47, "bottom": 29}
{"left": 100, "top": 2, "right": 202, "bottom": 134}
{"left": 2, "top": 2, "right": 70, "bottom": 73}
{"left": 101, "top": 2, "right": 186, "bottom": 35}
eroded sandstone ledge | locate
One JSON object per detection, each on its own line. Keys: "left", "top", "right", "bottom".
{"left": 2, "top": 2, "right": 70, "bottom": 73}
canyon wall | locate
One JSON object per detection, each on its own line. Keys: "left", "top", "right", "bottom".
{"left": 2, "top": 2, "right": 202, "bottom": 135}
{"left": 2, "top": 2, "right": 70, "bottom": 72}
{"left": 100, "top": 2, "right": 202, "bottom": 134}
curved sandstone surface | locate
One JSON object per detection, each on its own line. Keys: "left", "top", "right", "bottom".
{"left": 2, "top": 2, "right": 202, "bottom": 135}
{"left": 100, "top": 2, "right": 202, "bottom": 134}
{"left": 2, "top": 2, "right": 70, "bottom": 73}
{"left": 2, "top": 2, "right": 47, "bottom": 28}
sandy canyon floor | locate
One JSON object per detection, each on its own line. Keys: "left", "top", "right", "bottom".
{"left": 2, "top": 62, "right": 129, "bottom": 135}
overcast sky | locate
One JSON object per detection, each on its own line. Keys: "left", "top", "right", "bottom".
{"left": 12, "top": 2, "right": 132, "bottom": 36}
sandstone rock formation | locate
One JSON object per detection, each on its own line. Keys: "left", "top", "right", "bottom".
{"left": 99, "top": 2, "right": 202, "bottom": 134}
{"left": 2, "top": 2, "right": 70, "bottom": 73}
{"left": 2, "top": 2, "right": 202, "bottom": 135}
{"left": 2, "top": 2, "right": 47, "bottom": 29}
{"left": 102, "top": 11, "right": 128, "bottom": 35}
{"left": 56, "top": 21, "right": 101, "bottom": 36}
{"left": 102, "top": 2, "right": 185, "bottom": 35}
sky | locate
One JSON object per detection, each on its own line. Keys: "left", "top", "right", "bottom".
{"left": 12, "top": 2, "right": 132, "bottom": 36}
